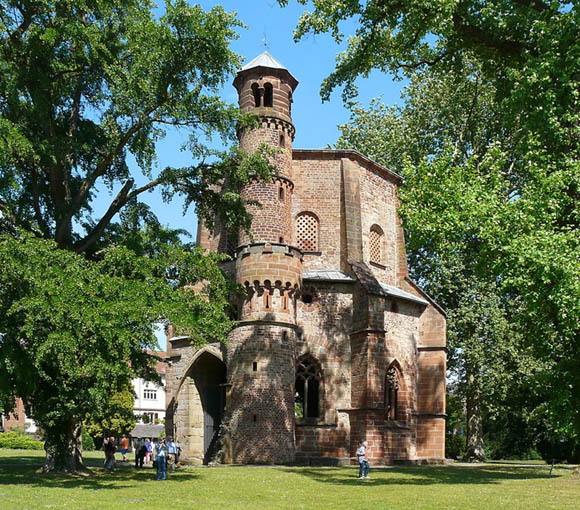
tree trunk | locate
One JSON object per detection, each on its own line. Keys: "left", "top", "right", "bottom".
{"left": 463, "top": 374, "right": 485, "bottom": 462}
{"left": 43, "top": 420, "right": 88, "bottom": 473}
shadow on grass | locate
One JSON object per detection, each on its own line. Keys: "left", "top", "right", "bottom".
{"left": 0, "top": 464, "right": 200, "bottom": 490}
{"left": 277, "top": 465, "right": 559, "bottom": 487}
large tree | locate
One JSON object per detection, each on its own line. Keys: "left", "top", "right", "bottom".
{"left": 287, "top": 0, "right": 580, "bottom": 440}
{"left": 0, "top": 0, "right": 269, "bottom": 253}
{"left": 0, "top": 232, "right": 235, "bottom": 471}
{"left": 334, "top": 64, "right": 542, "bottom": 460}
{"left": 0, "top": 0, "right": 272, "bottom": 471}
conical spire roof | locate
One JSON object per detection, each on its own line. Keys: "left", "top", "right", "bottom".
{"left": 241, "top": 51, "right": 287, "bottom": 72}
{"left": 234, "top": 51, "right": 298, "bottom": 91}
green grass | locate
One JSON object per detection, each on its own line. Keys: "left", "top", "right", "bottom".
{"left": 0, "top": 449, "right": 578, "bottom": 510}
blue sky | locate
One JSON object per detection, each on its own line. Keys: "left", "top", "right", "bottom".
{"left": 92, "top": 1, "right": 405, "bottom": 244}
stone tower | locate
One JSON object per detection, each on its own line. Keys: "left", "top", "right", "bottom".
{"left": 222, "top": 52, "right": 301, "bottom": 463}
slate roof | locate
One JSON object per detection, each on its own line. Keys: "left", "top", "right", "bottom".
{"left": 303, "top": 268, "right": 428, "bottom": 306}
{"left": 302, "top": 270, "right": 356, "bottom": 282}
{"left": 235, "top": 51, "right": 299, "bottom": 91}
{"left": 379, "top": 283, "right": 429, "bottom": 306}
{"left": 130, "top": 423, "right": 165, "bottom": 439}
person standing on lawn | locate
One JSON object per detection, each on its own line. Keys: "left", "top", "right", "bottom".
{"left": 104, "top": 436, "right": 117, "bottom": 473}
{"left": 155, "top": 438, "right": 168, "bottom": 481}
{"left": 120, "top": 434, "right": 129, "bottom": 462}
{"left": 144, "top": 437, "right": 152, "bottom": 464}
{"left": 135, "top": 439, "right": 147, "bottom": 468}
{"left": 167, "top": 437, "right": 177, "bottom": 471}
{"left": 356, "top": 440, "right": 370, "bottom": 479}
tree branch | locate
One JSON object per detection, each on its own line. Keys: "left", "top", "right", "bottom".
{"left": 73, "top": 174, "right": 166, "bottom": 254}
{"left": 56, "top": 102, "right": 165, "bottom": 245}
{"left": 73, "top": 178, "right": 135, "bottom": 254}
{"left": 31, "top": 169, "right": 50, "bottom": 236}
{"left": 452, "top": 14, "right": 537, "bottom": 58}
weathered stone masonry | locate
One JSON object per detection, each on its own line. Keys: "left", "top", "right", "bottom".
{"left": 166, "top": 52, "right": 447, "bottom": 466}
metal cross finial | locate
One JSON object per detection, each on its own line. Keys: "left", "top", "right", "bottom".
{"left": 262, "top": 31, "right": 269, "bottom": 51}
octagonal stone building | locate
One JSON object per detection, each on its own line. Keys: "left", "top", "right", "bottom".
{"left": 165, "top": 52, "right": 447, "bottom": 466}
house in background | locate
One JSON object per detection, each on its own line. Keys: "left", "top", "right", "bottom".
{"left": 132, "top": 351, "right": 167, "bottom": 424}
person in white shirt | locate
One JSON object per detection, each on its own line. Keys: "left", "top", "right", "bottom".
{"left": 356, "top": 440, "right": 370, "bottom": 479}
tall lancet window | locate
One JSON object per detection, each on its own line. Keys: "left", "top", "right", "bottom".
{"left": 295, "top": 355, "right": 322, "bottom": 419}
{"left": 264, "top": 83, "right": 273, "bottom": 107}
{"left": 369, "top": 224, "right": 385, "bottom": 265}
{"left": 251, "top": 83, "right": 261, "bottom": 107}
{"left": 385, "top": 366, "right": 399, "bottom": 421}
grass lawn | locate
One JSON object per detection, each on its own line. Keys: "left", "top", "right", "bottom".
{"left": 0, "top": 449, "right": 578, "bottom": 510}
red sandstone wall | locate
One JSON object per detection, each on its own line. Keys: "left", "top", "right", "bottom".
{"left": 238, "top": 178, "right": 293, "bottom": 245}
{"left": 236, "top": 70, "right": 294, "bottom": 121}
{"left": 291, "top": 158, "right": 343, "bottom": 269}
{"left": 224, "top": 324, "right": 296, "bottom": 464}
{"left": 296, "top": 282, "right": 353, "bottom": 423}
{"left": 359, "top": 163, "right": 398, "bottom": 286}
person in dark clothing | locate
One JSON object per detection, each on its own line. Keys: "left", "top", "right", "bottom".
{"left": 135, "top": 442, "right": 147, "bottom": 468}
{"left": 104, "top": 436, "right": 117, "bottom": 472}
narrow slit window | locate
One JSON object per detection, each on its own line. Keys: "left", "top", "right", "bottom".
{"left": 280, "top": 133, "right": 285, "bottom": 148}
{"left": 279, "top": 186, "right": 285, "bottom": 201}
{"left": 253, "top": 361, "right": 258, "bottom": 372}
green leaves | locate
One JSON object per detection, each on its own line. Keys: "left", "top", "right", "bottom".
{"left": 0, "top": 231, "right": 234, "bottom": 442}
{"left": 0, "top": 0, "right": 253, "bottom": 252}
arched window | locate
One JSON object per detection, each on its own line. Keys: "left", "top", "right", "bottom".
{"left": 251, "top": 83, "right": 261, "bottom": 107}
{"left": 263, "top": 83, "right": 273, "bottom": 107}
{"left": 369, "top": 225, "right": 384, "bottom": 265}
{"left": 295, "top": 355, "right": 322, "bottom": 419}
{"left": 296, "top": 212, "right": 319, "bottom": 252}
{"left": 385, "top": 366, "right": 399, "bottom": 421}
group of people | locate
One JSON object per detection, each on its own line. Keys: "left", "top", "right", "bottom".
{"left": 102, "top": 435, "right": 180, "bottom": 480}
{"left": 104, "top": 435, "right": 370, "bottom": 480}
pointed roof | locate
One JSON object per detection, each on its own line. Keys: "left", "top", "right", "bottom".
{"left": 234, "top": 51, "right": 298, "bottom": 91}
{"left": 241, "top": 51, "right": 287, "bottom": 71}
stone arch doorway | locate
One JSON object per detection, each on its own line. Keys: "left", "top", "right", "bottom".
{"left": 179, "top": 349, "right": 226, "bottom": 465}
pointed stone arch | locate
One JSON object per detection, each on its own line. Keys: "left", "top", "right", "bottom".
{"left": 172, "top": 345, "right": 226, "bottom": 465}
